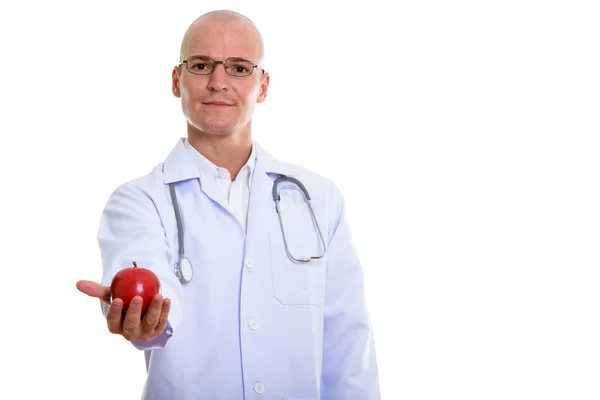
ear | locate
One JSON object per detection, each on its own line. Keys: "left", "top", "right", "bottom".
{"left": 172, "top": 66, "right": 182, "bottom": 98}
{"left": 256, "top": 72, "right": 270, "bottom": 103}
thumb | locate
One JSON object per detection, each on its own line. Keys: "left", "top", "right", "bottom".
{"left": 76, "top": 280, "right": 112, "bottom": 304}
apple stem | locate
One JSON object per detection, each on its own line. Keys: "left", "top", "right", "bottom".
{"left": 133, "top": 261, "right": 138, "bottom": 268}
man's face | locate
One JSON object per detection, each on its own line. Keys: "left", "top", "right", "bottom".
{"left": 172, "top": 20, "right": 269, "bottom": 136}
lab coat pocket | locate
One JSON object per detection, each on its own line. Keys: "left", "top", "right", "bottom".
{"left": 268, "top": 230, "right": 326, "bottom": 306}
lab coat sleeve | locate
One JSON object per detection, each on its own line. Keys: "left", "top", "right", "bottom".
{"left": 320, "top": 183, "right": 381, "bottom": 400}
{"left": 97, "top": 182, "right": 184, "bottom": 351}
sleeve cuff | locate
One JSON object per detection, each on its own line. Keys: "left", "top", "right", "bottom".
{"left": 130, "top": 320, "right": 174, "bottom": 350}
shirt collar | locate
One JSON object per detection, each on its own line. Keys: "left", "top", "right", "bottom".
{"left": 183, "top": 138, "right": 256, "bottom": 181}
{"left": 163, "top": 137, "right": 296, "bottom": 184}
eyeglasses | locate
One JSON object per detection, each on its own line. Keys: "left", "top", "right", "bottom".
{"left": 180, "top": 55, "right": 265, "bottom": 77}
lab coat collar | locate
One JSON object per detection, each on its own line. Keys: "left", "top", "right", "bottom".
{"left": 163, "top": 137, "right": 295, "bottom": 184}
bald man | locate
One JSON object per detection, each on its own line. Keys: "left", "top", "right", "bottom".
{"left": 77, "top": 10, "right": 380, "bottom": 399}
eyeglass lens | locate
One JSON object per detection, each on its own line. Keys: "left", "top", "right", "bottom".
{"left": 186, "top": 56, "right": 254, "bottom": 76}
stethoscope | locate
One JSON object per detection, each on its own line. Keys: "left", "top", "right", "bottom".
{"left": 169, "top": 175, "right": 327, "bottom": 284}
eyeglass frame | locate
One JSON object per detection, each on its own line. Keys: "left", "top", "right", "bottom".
{"left": 179, "top": 55, "right": 266, "bottom": 77}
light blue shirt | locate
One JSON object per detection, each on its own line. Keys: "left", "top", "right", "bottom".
{"left": 97, "top": 138, "right": 380, "bottom": 399}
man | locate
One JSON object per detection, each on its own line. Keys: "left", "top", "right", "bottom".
{"left": 77, "top": 9, "right": 380, "bottom": 399}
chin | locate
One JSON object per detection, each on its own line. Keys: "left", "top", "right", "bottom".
{"left": 190, "top": 118, "right": 239, "bottom": 136}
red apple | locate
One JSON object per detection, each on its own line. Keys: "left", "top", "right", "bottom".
{"left": 110, "top": 261, "right": 161, "bottom": 315}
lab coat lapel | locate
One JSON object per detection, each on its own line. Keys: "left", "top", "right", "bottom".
{"left": 246, "top": 151, "right": 275, "bottom": 233}
{"left": 246, "top": 142, "right": 295, "bottom": 236}
{"left": 162, "top": 138, "right": 231, "bottom": 210}
{"left": 163, "top": 138, "right": 201, "bottom": 184}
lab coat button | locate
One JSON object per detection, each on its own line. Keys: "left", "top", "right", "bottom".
{"left": 254, "top": 383, "right": 265, "bottom": 394}
{"left": 249, "top": 319, "right": 260, "bottom": 330}
{"left": 244, "top": 258, "right": 254, "bottom": 268}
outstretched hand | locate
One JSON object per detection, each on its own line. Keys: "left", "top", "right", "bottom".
{"left": 76, "top": 280, "right": 171, "bottom": 341}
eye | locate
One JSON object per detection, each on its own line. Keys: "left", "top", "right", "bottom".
{"left": 225, "top": 59, "right": 254, "bottom": 76}
{"left": 192, "top": 63, "right": 209, "bottom": 71}
{"left": 187, "top": 57, "right": 214, "bottom": 73}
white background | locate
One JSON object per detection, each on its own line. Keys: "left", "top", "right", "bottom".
{"left": 1, "top": 0, "right": 599, "bottom": 399}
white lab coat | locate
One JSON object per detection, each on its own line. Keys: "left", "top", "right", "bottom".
{"left": 97, "top": 138, "right": 380, "bottom": 399}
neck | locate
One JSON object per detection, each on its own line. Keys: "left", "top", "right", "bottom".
{"left": 186, "top": 123, "right": 253, "bottom": 181}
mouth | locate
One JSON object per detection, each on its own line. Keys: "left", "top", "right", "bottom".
{"left": 202, "top": 101, "right": 233, "bottom": 108}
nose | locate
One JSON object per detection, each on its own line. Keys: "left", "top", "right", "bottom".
{"left": 207, "top": 62, "right": 229, "bottom": 92}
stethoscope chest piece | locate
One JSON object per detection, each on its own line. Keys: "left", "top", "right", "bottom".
{"left": 175, "top": 256, "right": 193, "bottom": 284}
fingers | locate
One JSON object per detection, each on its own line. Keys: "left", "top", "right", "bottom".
{"left": 122, "top": 296, "right": 142, "bottom": 340}
{"left": 105, "top": 295, "right": 171, "bottom": 342}
{"left": 76, "top": 280, "right": 112, "bottom": 304}
{"left": 106, "top": 298, "right": 124, "bottom": 334}
{"left": 155, "top": 298, "right": 171, "bottom": 335}
{"left": 141, "top": 294, "right": 163, "bottom": 333}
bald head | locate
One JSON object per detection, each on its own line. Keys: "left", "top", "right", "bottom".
{"left": 179, "top": 10, "right": 265, "bottom": 65}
